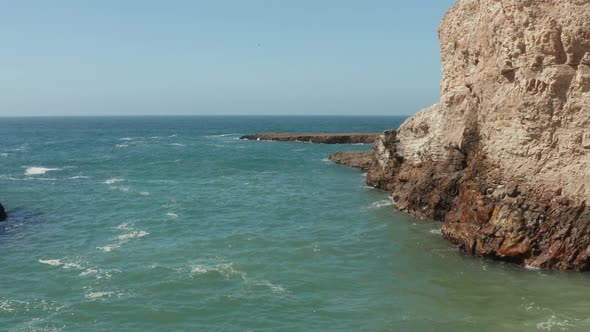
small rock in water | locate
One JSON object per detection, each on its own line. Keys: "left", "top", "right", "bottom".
{"left": 0, "top": 203, "right": 7, "bottom": 221}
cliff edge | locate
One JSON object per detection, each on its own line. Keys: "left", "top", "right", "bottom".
{"left": 368, "top": 0, "right": 590, "bottom": 270}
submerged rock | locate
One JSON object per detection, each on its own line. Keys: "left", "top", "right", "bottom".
{"left": 0, "top": 203, "right": 6, "bottom": 222}
{"left": 329, "top": 151, "right": 374, "bottom": 171}
{"left": 240, "top": 133, "right": 379, "bottom": 144}
{"left": 367, "top": 0, "right": 590, "bottom": 270}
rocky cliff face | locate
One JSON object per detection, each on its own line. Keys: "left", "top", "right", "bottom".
{"left": 368, "top": 0, "right": 590, "bottom": 270}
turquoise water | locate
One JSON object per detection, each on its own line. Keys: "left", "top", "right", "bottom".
{"left": 1, "top": 116, "right": 590, "bottom": 332}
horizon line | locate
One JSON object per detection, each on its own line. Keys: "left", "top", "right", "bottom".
{"left": 0, "top": 114, "right": 413, "bottom": 118}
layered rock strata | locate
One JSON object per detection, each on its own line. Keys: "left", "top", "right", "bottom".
{"left": 241, "top": 133, "right": 379, "bottom": 144}
{"left": 366, "top": 0, "right": 590, "bottom": 270}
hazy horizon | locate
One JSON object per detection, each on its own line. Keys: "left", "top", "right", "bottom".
{"left": 2, "top": 0, "right": 455, "bottom": 117}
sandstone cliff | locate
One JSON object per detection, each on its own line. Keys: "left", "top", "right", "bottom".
{"left": 368, "top": 0, "right": 590, "bottom": 270}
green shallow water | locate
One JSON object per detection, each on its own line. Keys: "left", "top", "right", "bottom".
{"left": 1, "top": 116, "right": 590, "bottom": 332}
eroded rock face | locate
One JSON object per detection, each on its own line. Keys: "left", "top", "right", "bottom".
{"left": 368, "top": 0, "right": 590, "bottom": 270}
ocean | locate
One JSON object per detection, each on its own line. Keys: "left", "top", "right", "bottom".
{"left": 1, "top": 116, "right": 589, "bottom": 331}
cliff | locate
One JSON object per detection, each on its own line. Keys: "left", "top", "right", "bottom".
{"left": 368, "top": 0, "right": 590, "bottom": 270}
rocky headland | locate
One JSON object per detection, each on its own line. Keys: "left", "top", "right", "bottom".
{"left": 240, "top": 133, "right": 379, "bottom": 144}
{"left": 353, "top": 0, "right": 590, "bottom": 271}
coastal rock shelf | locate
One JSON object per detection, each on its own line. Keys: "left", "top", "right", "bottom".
{"left": 329, "top": 151, "right": 373, "bottom": 171}
{"left": 364, "top": 0, "right": 590, "bottom": 270}
{"left": 240, "top": 133, "right": 379, "bottom": 144}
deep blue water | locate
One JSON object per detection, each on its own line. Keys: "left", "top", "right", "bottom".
{"left": 1, "top": 116, "right": 590, "bottom": 332}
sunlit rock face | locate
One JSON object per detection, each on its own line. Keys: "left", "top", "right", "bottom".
{"left": 368, "top": 0, "right": 590, "bottom": 270}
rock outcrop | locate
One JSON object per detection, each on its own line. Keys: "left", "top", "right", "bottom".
{"left": 329, "top": 151, "right": 374, "bottom": 171}
{"left": 0, "top": 203, "right": 6, "bottom": 222}
{"left": 367, "top": 0, "right": 590, "bottom": 270}
{"left": 241, "top": 133, "right": 379, "bottom": 144}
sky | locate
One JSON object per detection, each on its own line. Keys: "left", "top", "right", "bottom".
{"left": 0, "top": 0, "right": 456, "bottom": 116}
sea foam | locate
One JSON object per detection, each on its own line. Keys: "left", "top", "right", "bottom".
{"left": 104, "top": 178, "right": 125, "bottom": 185}
{"left": 116, "top": 230, "right": 149, "bottom": 240}
{"left": 369, "top": 198, "right": 394, "bottom": 209}
{"left": 24, "top": 167, "right": 62, "bottom": 176}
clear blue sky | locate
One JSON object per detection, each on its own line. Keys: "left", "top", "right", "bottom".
{"left": 1, "top": 0, "right": 455, "bottom": 116}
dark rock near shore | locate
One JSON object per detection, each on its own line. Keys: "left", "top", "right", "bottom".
{"left": 329, "top": 151, "right": 374, "bottom": 171}
{"left": 240, "top": 133, "right": 379, "bottom": 144}
{"left": 0, "top": 203, "right": 6, "bottom": 222}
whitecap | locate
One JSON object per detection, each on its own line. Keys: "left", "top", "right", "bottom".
{"left": 322, "top": 158, "right": 330, "bottom": 162}
{"left": 62, "top": 262, "right": 83, "bottom": 270}
{"left": 104, "top": 178, "right": 125, "bottom": 185}
{"left": 369, "top": 198, "right": 394, "bottom": 209}
{"left": 207, "top": 133, "right": 238, "bottom": 138}
{"left": 39, "top": 259, "right": 62, "bottom": 267}
{"left": 85, "top": 291, "right": 113, "bottom": 300}
{"left": 361, "top": 173, "right": 368, "bottom": 177}
{"left": 79, "top": 268, "right": 98, "bottom": 277}
{"left": 24, "top": 167, "right": 62, "bottom": 176}
{"left": 115, "top": 186, "right": 130, "bottom": 192}
{"left": 116, "top": 230, "right": 149, "bottom": 240}
{"left": 139, "top": 191, "right": 150, "bottom": 196}
{"left": 166, "top": 213, "right": 178, "bottom": 218}
{"left": 188, "top": 263, "right": 244, "bottom": 280}
{"left": 116, "top": 144, "right": 129, "bottom": 148}
{"left": 190, "top": 265, "right": 208, "bottom": 274}
{"left": 0, "top": 153, "right": 8, "bottom": 157}
{"left": 525, "top": 264, "right": 541, "bottom": 271}
{"left": 536, "top": 315, "right": 574, "bottom": 331}
{"left": 97, "top": 244, "right": 120, "bottom": 252}
{"left": 249, "top": 279, "right": 289, "bottom": 294}
{"left": 69, "top": 175, "right": 90, "bottom": 179}
{"left": 0, "top": 299, "right": 15, "bottom": 313}
{"left": 168, "top": 143, "right": 186, "bottom": 147}
{"left": 119, "top": 137, "right": 133, "bottom": 141}
{"left": 39, "top": 258, "right": 83, "bottom": 270}
{"left": 114, "top": 223, "right": 133, "bottom": 230}
{"left": 186, "top": 263, "right": 287, "bottom": 294}
{"left": 429, "top": 229, "right": 442, "bottom": 235}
